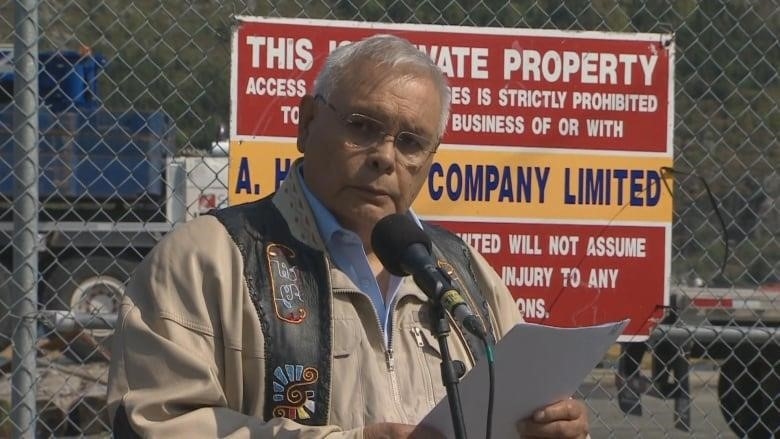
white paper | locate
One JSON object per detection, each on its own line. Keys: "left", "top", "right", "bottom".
{"left": 420, "top": 319, "right": 629, "bottom": 439}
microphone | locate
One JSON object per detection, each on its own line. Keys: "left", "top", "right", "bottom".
{"left": 371, "top": 214, "right": 487, "bottom": 339}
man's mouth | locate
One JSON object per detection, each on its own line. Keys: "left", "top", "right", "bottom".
{"left": 352, "top": 186, "right": 391, "bottom": 198}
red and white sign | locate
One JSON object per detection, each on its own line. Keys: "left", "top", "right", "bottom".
{"left": 230, "top": 17, "right": 675, "bottom": 340}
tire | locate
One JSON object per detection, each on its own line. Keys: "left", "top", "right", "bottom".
{"left": 41, "top": 255, "right": 136, "bottom": 362}
{"left": 0, "top": 264, "right": 12, "bottom": 351}
{"left": 718, "top": 342, "right": 780, "bottom": 439}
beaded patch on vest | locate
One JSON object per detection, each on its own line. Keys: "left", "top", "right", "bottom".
{"left": 271, "top": 364, "right": 320, "bottom": 420}
{"left": 267, "top": 243, "right": 308, "bottom": 323}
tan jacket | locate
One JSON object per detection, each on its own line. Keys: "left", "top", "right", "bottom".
{"left": 107, "top": 165, "right": 522, "bottom": 438}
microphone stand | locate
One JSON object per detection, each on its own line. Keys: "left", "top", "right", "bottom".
{"left": 432, "top": 302, "right": 468, "bottom": 439}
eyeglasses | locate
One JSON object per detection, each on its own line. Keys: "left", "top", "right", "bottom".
{"left": 315, "top": 94, "right": 439, "bottom": 165}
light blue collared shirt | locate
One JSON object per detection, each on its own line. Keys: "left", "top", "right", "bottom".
{"left": 297, "top": 167, "right": 422, "bottom": 344}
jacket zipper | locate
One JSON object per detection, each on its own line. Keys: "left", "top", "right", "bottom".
{"left": 410, "top": 326, "right": 435, "bottom": 408}
{"left": 411, "top": 318, "right": 475, "bottom": 368}
{"left": 411, "top": 327, "right": 424, "bottom": 347}
{"left": 334, "top": 288, "right": 407, "bottom": 423}
{"left": 386, "top": 307, "right": 404, "bottom": 422}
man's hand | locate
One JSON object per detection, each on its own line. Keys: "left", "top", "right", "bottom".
{"left": 517, "top": 398, "right": 589, "bottom": 438}
{"left": 363, "top": 422, "right": 445, "bottom": 439}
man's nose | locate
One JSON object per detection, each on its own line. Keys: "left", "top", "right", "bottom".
{"left": 368, "top": 135, "right": 397, "bottom": 173}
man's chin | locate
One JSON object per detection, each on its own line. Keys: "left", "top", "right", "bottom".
{"left": 340, "top": 205, "right": 395, "bottom": 232}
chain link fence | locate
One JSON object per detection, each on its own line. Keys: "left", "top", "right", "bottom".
{"left": 0, "top": 0, "right": 777, "bottom": 437}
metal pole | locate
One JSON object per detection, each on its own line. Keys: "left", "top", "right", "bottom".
{"left": 649, "top": 324, "right": 780, "bottom": 346}
{"left": 39, "top": 311, "right": 118, "bottom": 332}
{"left": 11, "top": 1, "right": 39, "bottom": 438}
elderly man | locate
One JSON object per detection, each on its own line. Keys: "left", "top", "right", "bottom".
{"left": 107, "top": 34, "right": 589, "bottom": 438}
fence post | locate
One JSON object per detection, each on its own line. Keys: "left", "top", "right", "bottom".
{"left": 11, "top": 1, "right": 39, "bottom": 438}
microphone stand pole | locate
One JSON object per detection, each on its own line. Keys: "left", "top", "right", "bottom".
{"left": 432, "top": 302, "right": 468, "bottom": 439}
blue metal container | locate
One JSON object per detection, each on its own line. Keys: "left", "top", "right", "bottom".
{"left": 0, "top": 105, "right": 173, "bottom": 201}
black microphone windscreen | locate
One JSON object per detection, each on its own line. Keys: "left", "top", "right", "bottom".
{"left": 371, "top": 213, "right": 432, "bottom": 276}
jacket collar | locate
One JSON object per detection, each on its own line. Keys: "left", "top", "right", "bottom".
{"left": 271, "top": 158, "right": 328, "bottom": 253}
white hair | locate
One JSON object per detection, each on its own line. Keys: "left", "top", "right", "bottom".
{"left": 313, "top": 34, "right": 451, "bottom": 137}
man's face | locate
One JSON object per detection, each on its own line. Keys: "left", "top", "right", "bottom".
{"left": 297, "top": 68, "right": 442, "bottom": 241}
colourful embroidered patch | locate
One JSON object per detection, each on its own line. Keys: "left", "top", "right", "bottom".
{"left": 271, "top": 364, "right": 319, "bottom": 420}
{"left": 267, "top": 243, "right": 308, "bottom": 323}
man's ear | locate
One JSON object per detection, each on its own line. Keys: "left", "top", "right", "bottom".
{"left": 297, "top": 95, "right": 316, "bottom": 153}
